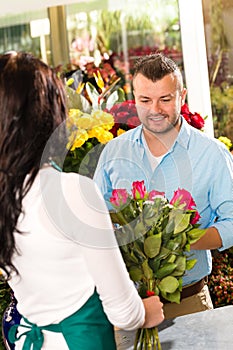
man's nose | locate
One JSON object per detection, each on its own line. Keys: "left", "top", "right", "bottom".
{"left": 150, "top": 101, "right": 161, "bottom": 113}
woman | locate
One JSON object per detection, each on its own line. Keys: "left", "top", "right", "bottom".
{"left": 0, "top": 52, "right": 164, "bottom": 350}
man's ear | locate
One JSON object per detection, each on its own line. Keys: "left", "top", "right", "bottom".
{"left": 181, "top": 88, "right": 187, "bottom": 105}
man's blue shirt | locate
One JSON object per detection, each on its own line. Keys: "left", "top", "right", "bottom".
{"left": 94, "top": 118, "right": 233, "bottom": 285}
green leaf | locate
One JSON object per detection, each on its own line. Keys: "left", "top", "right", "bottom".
{"left": 187, "top": 228, "right": 206, "bottom": 244}
{"left": 186, "top": 258, "right": 197, "bottom": 270}
{"left": 142, "top": 260, "right": 153, "bottom": 279}
{"left": 130, "top": 250, "right": 139, "bottom": 264}
{"left": 164, "top": 216, "right": 175, "bottom": 234}
{"left": 117, "top": 87, "right": 126, "bottom": 102}
{"left": 134, "top": 220, "right": 148, "bottom": 237}
{"left": 65, "top": 85, "right": 91, "bottom": 112}
{"left": 155, "top": 263, "right": 177, "bottom": 279}
{"left": 171, "top": 255, "right": 186, "bottom": 276}
{"left": 166, "top": 254, "right": 177, "bottom": 263}
{"left": 165, "top": 239, "right": 180, "bottom": 251}
{"left": 180, "top": 231, "right": 187, "bottom": 247}
{"left": 129, "top": 266, "right": 143, "bottom": 282}
{"left": 173, "top": 211, "right": 191, "bottom": 234}
{"left": 162, "top": 289, "right": 181, "bottom": 304}
{"left": 133, "top": 241, "right": 146, "bottom": 260}
{"left": 144, "top": 233, "right": 162, "bottom": 258}
{"left": 148, "top": 257, "right": 161, "bottom": 273}
{"left": 159, "top": 276, "right": 179, "bottom": 294}
{"left": 155, "top": 246, "right": 171, "bottom": 260}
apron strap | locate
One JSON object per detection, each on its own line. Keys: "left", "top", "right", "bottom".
{"left": 8, "top": 316, "right": 61, "bottom": 350}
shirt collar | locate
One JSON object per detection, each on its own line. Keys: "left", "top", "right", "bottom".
{"left": 175, "top": 116, "right": 191, "bottom": 150}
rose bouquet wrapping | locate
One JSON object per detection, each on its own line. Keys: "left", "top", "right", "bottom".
{"left": 109, "top": 181, "right": 206, "bottom": 350}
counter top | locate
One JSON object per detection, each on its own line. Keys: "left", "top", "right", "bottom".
{"left": 115, "top": 305, "right": 233, "bottom": 350}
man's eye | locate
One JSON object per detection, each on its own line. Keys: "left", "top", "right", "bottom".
{"left": 161, "top": 98, "right": 171, "bottom": 102}
{"left": 140, "top": 99, "right": 150, "bottom": 103}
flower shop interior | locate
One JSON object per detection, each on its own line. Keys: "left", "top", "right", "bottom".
{"left": 0, "top": 0, "right": 233, "bottom": 349}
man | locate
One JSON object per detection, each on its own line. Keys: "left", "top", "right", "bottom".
{"left": 94, "top": 53, "right": 233, "bottom": 319}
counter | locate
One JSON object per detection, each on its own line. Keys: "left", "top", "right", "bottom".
{"left": 115, "top": 305, "right": 233, "bottom": 350}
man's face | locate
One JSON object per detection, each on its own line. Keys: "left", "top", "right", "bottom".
{"left": 133, "top": 73, "right": 187, "bottom": 135}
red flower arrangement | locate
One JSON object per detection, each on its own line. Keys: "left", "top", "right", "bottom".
{"left": 106, "top": 100, "right": 141, "bottom": 137}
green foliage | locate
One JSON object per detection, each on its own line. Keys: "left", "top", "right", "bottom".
{"left": 63, "top": 138, "right": 105, "bottom": 179}
{"left": 211, "top": 82, "right": 233, "bottom": 139}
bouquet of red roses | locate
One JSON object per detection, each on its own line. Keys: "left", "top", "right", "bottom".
{"left": 110, "top": 181, "right": 206, "bottom": 350}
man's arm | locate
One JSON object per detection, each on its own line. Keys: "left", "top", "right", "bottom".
{"left": 190, "top": 226, "right": 222, "bottom": 250}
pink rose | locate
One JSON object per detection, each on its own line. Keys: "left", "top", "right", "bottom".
{"left": 148, "top": 190, "right": 165, "bottom": 201}
{"left": 170, "top": 188, "right": 201, "bottom": 224}
{"left": 110, "top": 189, "right": 129, "bottom": 207}
{"left": 170, "top": 188, "right": 196, "bottom": 210}
{"left": 132, "top": 180, "right": 147, "bottom": 200}
{"left": 191, "top": 211, "right": 201, "bottom": 225}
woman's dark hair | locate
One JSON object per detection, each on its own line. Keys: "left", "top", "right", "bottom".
{"left": 0, "top": 52, "right": 67, "bottom": 277}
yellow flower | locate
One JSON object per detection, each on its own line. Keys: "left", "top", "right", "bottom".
{"left": 218, "top": 136, "right": 232, "bottom": 151}
{"left": 117, "top": 128, "right": 126, "bottom": 136}
{"left": 66, "top": 77, "right": 74, "bottom": 86}
{"left": 67, "top": 109, "right": 83, "bottom": 129}
{"left": 91, "top": 110, "right": 114, "bottom": 130}
{"left": 93, "top": 70, "right": 105, "bottom": 90}
{"left": 97, "top": 130, "right": 114, "bottom": 144}
{"left": 67, "top": 129, "right": 89, "bottom": 150}
{"left": 75, "top": 113, "right": 95, "bottom": 130}
{"left": 76, "top": 82, "right": 85, "bottom": 94}
{"left": 66, "top": 107, "right": 115, "bottom": 151}
{"left": 88, "top": 127, "right": 114, "bottom": 144}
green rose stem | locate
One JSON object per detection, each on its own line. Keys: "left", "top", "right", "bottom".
{"left": 133, "top": 279, "right": 162, "bottom": 350}
{"left": 134, "top": 327, "right": 161, "bottom": 350}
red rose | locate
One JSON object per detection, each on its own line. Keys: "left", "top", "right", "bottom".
{"left": 190, "top": 113, "right": 205, "bottom": 130}
{"left": 181, "top": 103, "right": 190, "bottom": 115}
{"left": 181, "top": 103, "right": 205, "bottom": 130}
{"left": 127, "top": 116, "right": 141, "bottom": 129}
{"left": 146, "top": 290, "right": 155, "bottom": 297}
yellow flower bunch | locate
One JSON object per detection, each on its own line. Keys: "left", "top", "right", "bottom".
{"left": 67, "top": 108, "right": 114, "bottom": 151}
{"left": 218, "top": 136, "right": 232, "bottom": 151}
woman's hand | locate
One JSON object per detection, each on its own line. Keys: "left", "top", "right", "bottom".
{"left": 142, "top": 296, "right": 164, "bottom": 328}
